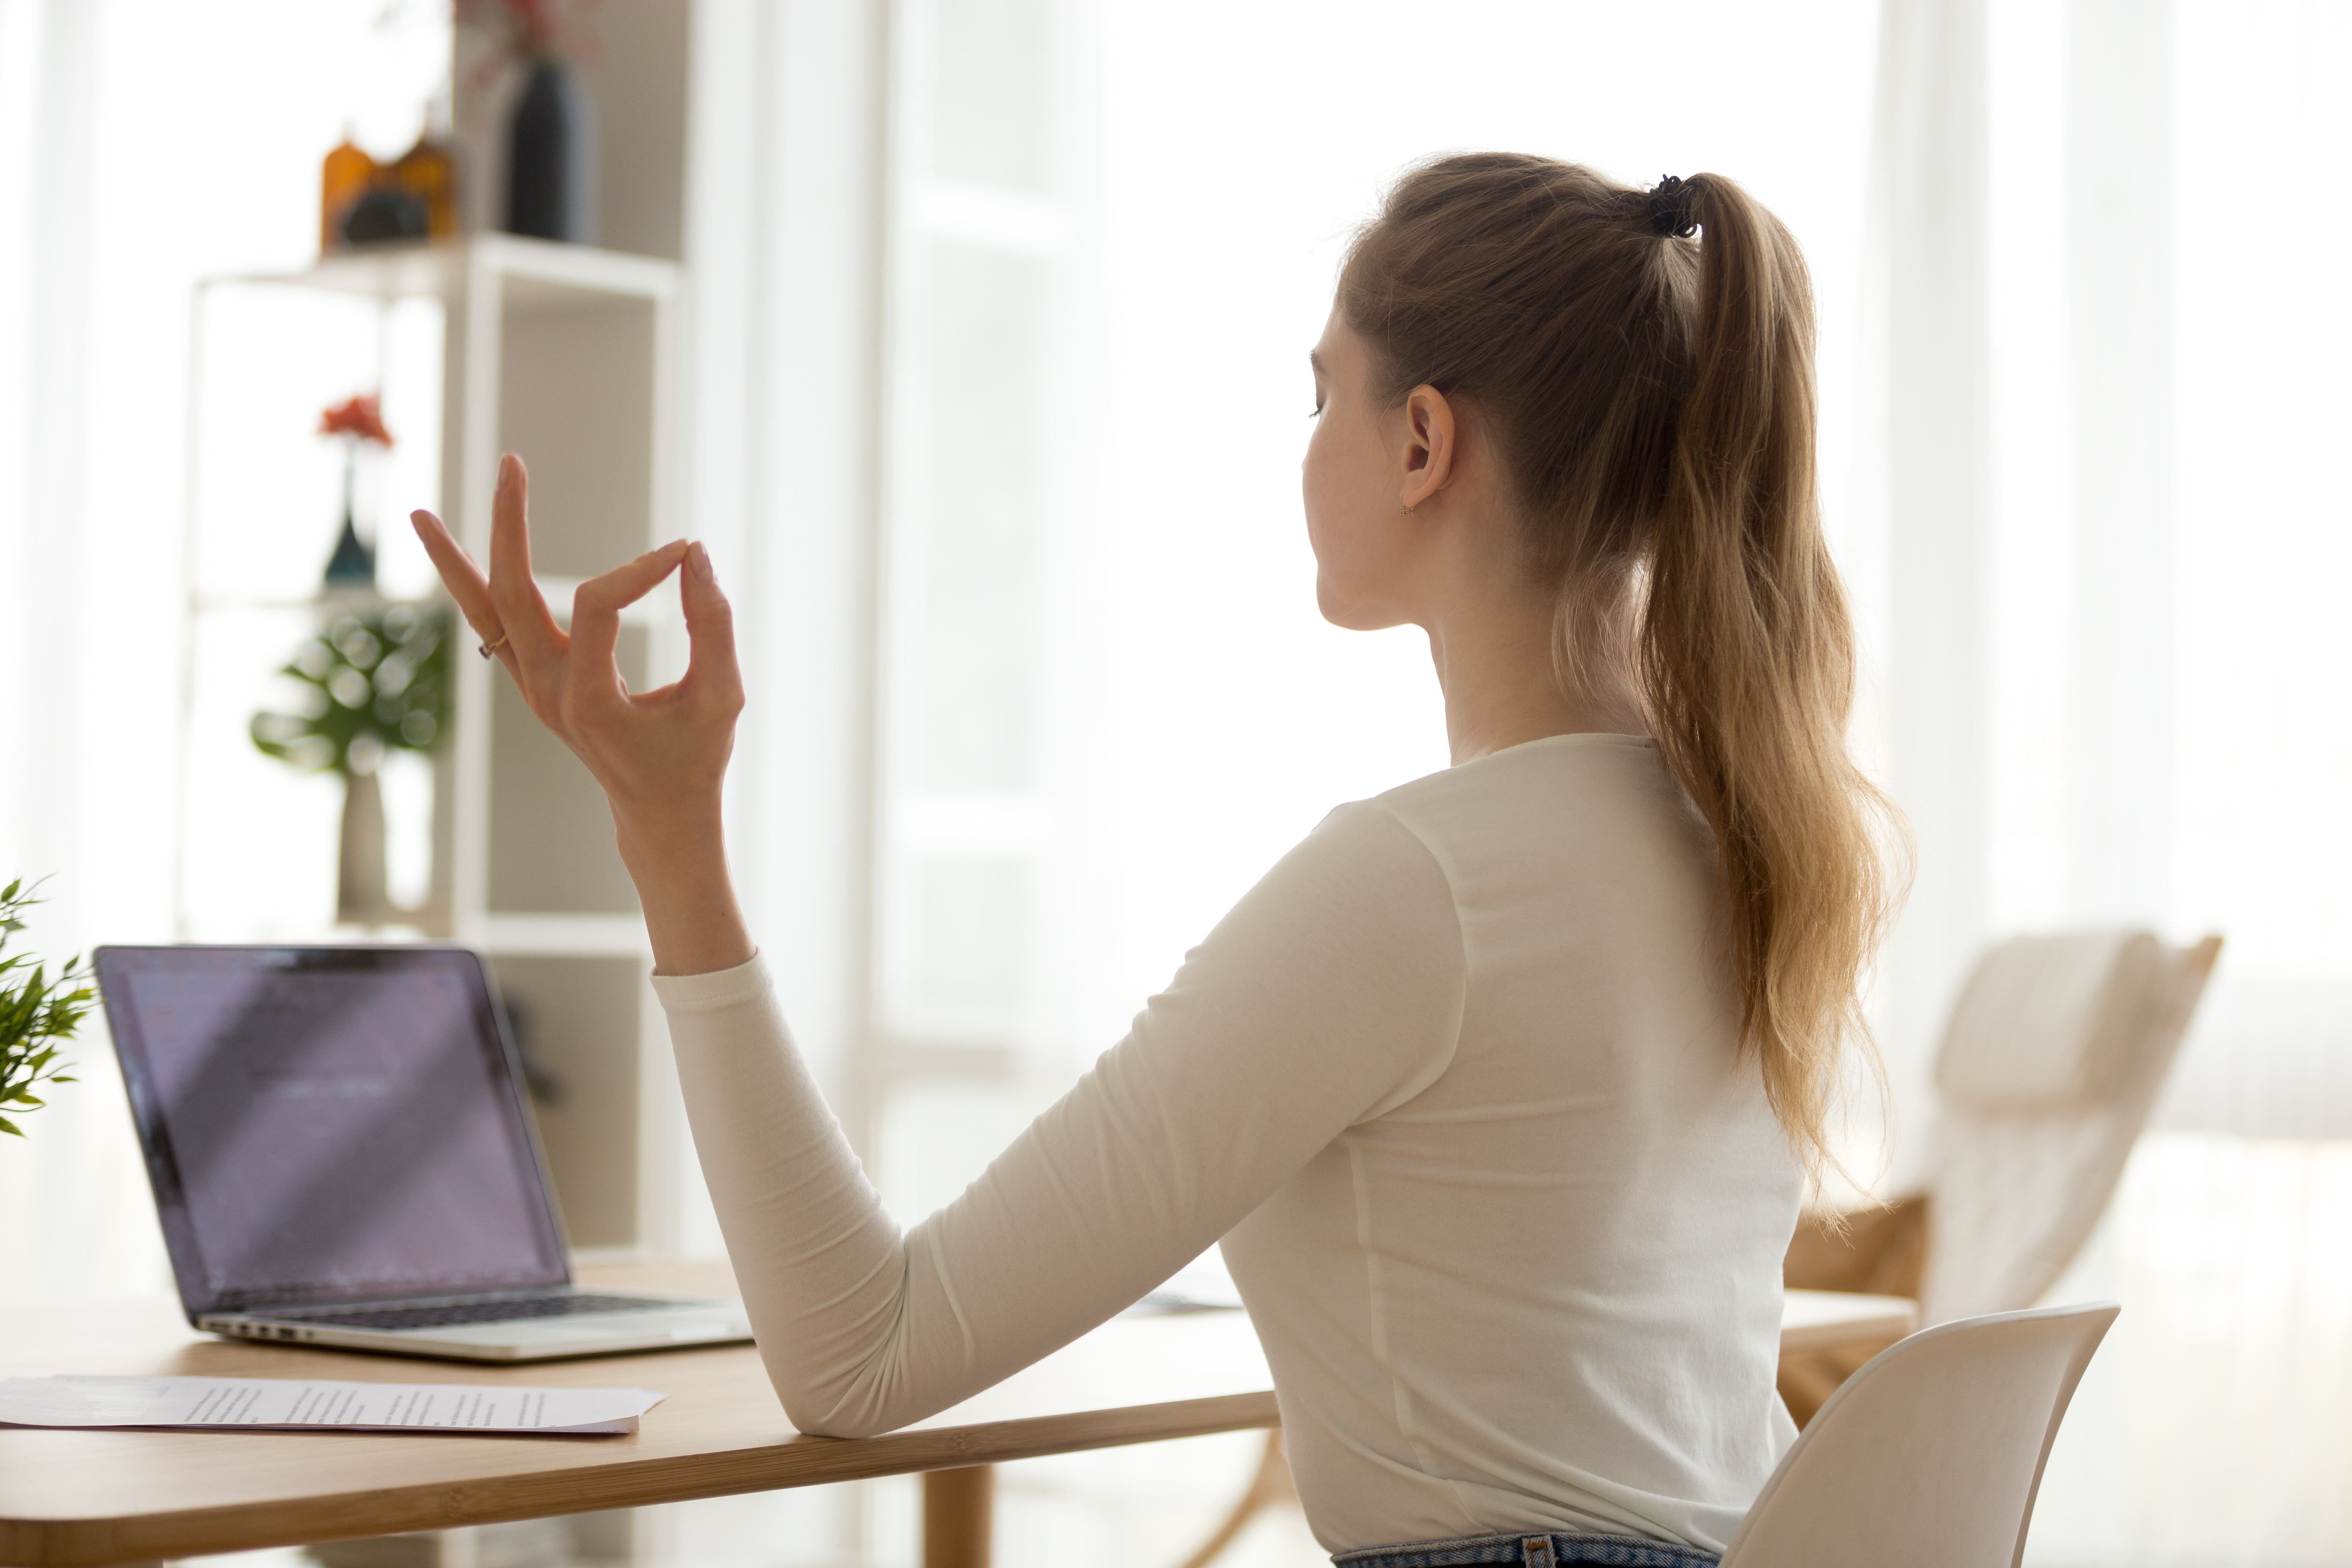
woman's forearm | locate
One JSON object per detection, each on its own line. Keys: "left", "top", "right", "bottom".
{"left": 615, "top": 799, "right": 758, "bottom": 977}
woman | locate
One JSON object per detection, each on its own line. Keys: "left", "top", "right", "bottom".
{"left": 414, "top": 154, "right": 1896, "bottom": 1568}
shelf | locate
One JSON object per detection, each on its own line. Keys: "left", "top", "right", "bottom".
{"left": 479, "top": 913, "right": 651, "bottom": 956}
{"left": 209, "top": 235, "right": 680, "bottom": 311}
{"left": 180, "top": 207, "right": 681, "bottom": 1268}
{"left": 190, "top": 591, "right": 439, "bottom": 616}
{"left": 193, "top": 580, "right": 668, "bottom": 628}
{"left": 486, "top": 953, "right": 651, "bottom": 1252}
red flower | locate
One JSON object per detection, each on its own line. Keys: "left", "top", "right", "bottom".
{"left": 454, "top": 0, "right": 601, "bottom": 64}
{"left": 319, "top": 395, "right": 394, "bottom": 448}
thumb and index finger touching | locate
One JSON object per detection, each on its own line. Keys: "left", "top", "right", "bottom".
{"left": 571, "top": 539, "right": 691, "bottom": 680}
{"left": 573, "top": 539, "right": 742, "bottom": 713}
{"left": 407, "top": 453, "right": 738, "bottom": 701}
{"left": 679, "top": 540, "right": 744, "bottom": 710}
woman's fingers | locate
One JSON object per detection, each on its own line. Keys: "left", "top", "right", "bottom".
{"left": 570, "top": 541, "right": 692, "bottom": 703}
{"left": 410, "top": 508, "right": 489, "bottom": 612}
{"left": 409, "top": 508, "right": 519, "bottom": 668}
{"left": 413, "top": 505, "right": 533, "bottom": 685}
{"left": 415, "top": 477, "right": 743, "bottom": 775}
{"left": 485, "top": 454, "right": 565, "bottom": 677}
{"left": 680, "top": 542, "right": 746, "bottom": 714}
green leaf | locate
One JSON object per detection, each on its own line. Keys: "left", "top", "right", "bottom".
{"left": 252, "top": 604, "right": 454, "bottom": 776}
{"left": 0, "top": 887, "right": 86, "bottom": 1134}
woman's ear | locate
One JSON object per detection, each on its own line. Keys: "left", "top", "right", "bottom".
{"left": 1398, "top": 383, "right": 1457, "bottom": 513}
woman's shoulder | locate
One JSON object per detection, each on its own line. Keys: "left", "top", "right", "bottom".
{"left": 1362, "top": 732, "right": 1709, "bottom": 890}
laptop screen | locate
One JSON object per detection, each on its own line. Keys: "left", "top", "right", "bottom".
{"left": 96, "top": 946, "right": 570, "bottom": 1314}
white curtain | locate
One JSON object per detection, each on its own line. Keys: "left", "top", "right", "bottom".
{"left": 1868, "top": 0, "right": 2352, "bottom": 1562}
{"left": 0, "top": 0, "right": 152, "bottom": 1302}
{"left": 1860, "top": 0, "right": 1994, "bottom": 1183}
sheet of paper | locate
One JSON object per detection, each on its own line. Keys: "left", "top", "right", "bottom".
{"left": 0, "top": 1375, "right": 665, "bottom": 1436}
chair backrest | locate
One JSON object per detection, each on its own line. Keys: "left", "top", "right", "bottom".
{"left": 1936, "top": 932, "right": 2171, "bottom": 1111}
{"left": 1721, "top": 1302, "right": 2118, "bottom": 1568}
{"left": 1918, "top": 934, "right": 2220, "bottom": 1323}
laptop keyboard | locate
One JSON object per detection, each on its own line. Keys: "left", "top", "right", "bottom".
{"left": 280, "top": 1295, "right": 683, "bottom": 1332}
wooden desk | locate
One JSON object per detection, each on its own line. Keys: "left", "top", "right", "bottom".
{"left": 0, "top": 1266, "right": 1914, "bottom": 1568}
{"left": 1779, "top": 1287, "right": 1915, "bottom": 1359}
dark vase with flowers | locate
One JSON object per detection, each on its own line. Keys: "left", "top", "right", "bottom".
{"left": 505, "top": 56, "right": 596, "bottom": 244}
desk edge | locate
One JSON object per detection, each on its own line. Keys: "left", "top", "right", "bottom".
{"left": 0, "top": 1390, "right": 1282, "bottom": 1568}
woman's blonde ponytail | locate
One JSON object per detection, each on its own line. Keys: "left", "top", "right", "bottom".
{"left": 1339, "top": 156, "right": 1901, "bottom": 1182}
{"left": 1640, "top": 175, "right": 1899, "bottom": 1181}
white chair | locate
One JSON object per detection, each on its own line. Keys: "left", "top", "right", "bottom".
{"left": 1781, "top": 931, "right": 2218, "bottom": 1422}
{"left": 1916, "top": 932, "right": 2220, "bottom": 1323}
{"left": 1721, "top": 1302, "right": 2118, "bottom": 1568}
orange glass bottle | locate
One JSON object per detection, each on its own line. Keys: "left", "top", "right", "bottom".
{"left": 320, "top": 132, "right": 375, "bottom": 254}
{"left": 392, "top": 98, "right": 459, "bottom": 239}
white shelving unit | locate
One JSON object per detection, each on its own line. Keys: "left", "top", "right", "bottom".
{"left": 178, "top": 234, "right": 686, "bottom": 1260}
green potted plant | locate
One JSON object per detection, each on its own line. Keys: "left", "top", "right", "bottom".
{"left": 0, "top": 879, "right": 90, "bottom": 1138}
{"left": 250, "top": 603, "right": 453, "bottom": 927}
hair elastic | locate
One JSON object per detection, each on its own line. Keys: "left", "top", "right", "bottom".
{"left": 1648, "top": 175, "right": 1700, "bottom": 239}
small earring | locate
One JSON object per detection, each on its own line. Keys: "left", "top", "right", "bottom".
{"left": 1400, "top": 502, "right": 1416, "bottom": 516}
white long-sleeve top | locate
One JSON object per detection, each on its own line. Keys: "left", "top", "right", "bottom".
{"left": 652, "top": 733, "right": 1801, "bottom": 1554}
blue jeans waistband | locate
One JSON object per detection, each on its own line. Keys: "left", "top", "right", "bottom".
{"left": 1332, "top": 1530, "right": 1720, "bottom": 1568}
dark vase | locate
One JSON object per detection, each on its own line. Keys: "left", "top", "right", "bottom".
{"left": 504, "top": 57, "right": 597, "bottom": 244}
{"left": 322, "top": 514, "right": 375, "bottom": 588}
{"left": 340, "top": 184, "right": 430, "bottom": 247}
{"left": 323, "top": 454, "right": 374, "bottom": 589}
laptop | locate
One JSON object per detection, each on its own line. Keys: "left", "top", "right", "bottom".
{"left": 94, "top": 944, "right": 753, "bottom": 1363}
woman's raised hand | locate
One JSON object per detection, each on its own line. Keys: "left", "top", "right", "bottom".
{"left": 410, "top": 452, "right": 756, "bottom": 975}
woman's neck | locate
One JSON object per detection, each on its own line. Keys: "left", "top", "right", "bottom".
{"left": 1425, "top": 585, "right": 1644, "bottom": 765}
